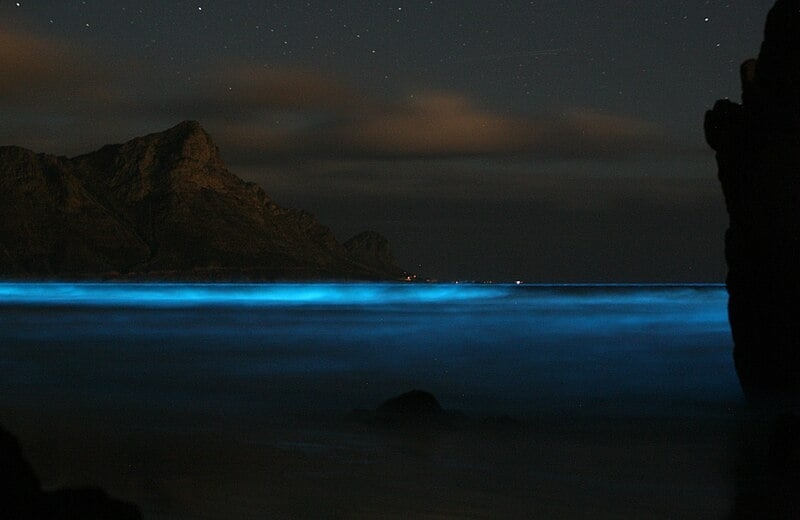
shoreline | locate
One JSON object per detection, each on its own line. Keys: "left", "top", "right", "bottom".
{"left": 5, "top": 399, "right": 746, "bottom": 519}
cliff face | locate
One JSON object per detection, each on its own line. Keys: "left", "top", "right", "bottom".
{"left": 0, "top": 121, "right": 408, "bottom": 280}
{"left": 705, "top": 0, "right": 800, "bottom": 400}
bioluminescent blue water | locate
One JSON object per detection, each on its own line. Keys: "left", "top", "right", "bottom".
{"left": 0, "top": 283, "right": 740, "bottom": 419}
{"left": 0, "top": 282, "right": 512, "bottom": 307}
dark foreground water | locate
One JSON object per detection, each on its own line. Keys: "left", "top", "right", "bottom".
{"left": 0, "top": 283, "right": 754, "bottom": 518}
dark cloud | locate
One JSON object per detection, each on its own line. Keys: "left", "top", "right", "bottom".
{"left": 0, "top": 29, "right": 673, "bottom": 163}
{"left": 191, "top": 74, "right": 669, "bottom": 162}
{"left": 141, "top": 65, "right": 362, "bottom": 121}
{"left": 249, "top": 157, "right": 726, "bottom": 282}
{"left": 0, "top": 26, "right": 115, "bottom": 108}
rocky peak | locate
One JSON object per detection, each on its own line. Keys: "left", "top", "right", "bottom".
{"left": 156, "top": 120, "right": 220, "bottom": 165}
{"left": 117, "top": 119, "right": 223, "bottom": 172}
{"left": 73, "top": 120, "right": 233, "bottom": 202}
{"left": 343, "top": 231, "right": 397, "bottom": 270}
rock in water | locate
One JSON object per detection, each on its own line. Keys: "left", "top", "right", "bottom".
{"left": 0, "top": 121, "right": 409, "bottom": 280}
{"left": 370, "top": 390, "right": 468, "bottom": 429}
{"left": 376, "top": 389, "right": 445, "bottom": 419}
{"left": 705, "top": 0, "right": 800, "bottom": 401}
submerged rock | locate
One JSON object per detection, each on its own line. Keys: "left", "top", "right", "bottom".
{"left": 350, "top": 390, "right": 469, "bottom": 429}
{"left": 705, "top": 0, "right": 800, "bottom": 400}
{"left": 376, "top": 389, "right": 445, "bottom": 421}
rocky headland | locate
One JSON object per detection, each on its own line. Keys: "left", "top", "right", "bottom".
{"left": 705, "top": 0, "right": 800, "bottom": 399}
{"left": 0, "top": 121, "right": 409, "bottom": 281}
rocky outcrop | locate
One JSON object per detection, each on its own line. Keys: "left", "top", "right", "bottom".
{"left": 349, "top": 390, "right": 469, "bottom": 429}
{"left": 343, "top": 230, "right": 406, "bottom": 278}
{"left": 0, "top": 121, "right": 409, "bottom": 280}
{"left": 0, "top": 424, "right": 141, "bottom": 520}
{"left": 705, "top": 0, "right": 800, "bottom": 400}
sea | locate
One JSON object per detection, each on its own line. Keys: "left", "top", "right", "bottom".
{"left": 0, "top": 282, "right": 740, "bottom": 418}
{"left": 0, "top": 283, "right": 752, "bottom": 518}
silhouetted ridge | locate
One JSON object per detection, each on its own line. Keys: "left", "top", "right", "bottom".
{"left": 0, "top": 122, "right": 409, "bottom": 280}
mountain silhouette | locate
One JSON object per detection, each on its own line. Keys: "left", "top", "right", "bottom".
{"left": 0, "top": 121, "right": 408, "bottom": 280}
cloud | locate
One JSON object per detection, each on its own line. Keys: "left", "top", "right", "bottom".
{"left": 0, "top": 39, "right": 669, "bottom": 163}
{"left": 137, "top": 64, "right": 362, "bottom": 123}
{"left": 107, "top": 60, "right": 666, "bottom": 161}
{"left": 205, "top": 85, "right": 667, "bottom": 162}
{"left": 0, "top": 26, "right": 113, "bottom": 107}
{"left": 215, "top": 65, "right": 360, "bottom": 113}
{"left": 306, "top": 92, "right": 534, "bottom": 157}
{"left": 531, "top": 109, "right": 666, "bottom": 158}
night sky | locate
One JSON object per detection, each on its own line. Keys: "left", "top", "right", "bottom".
{"left": 0, "top": 1, "right": 775, "bottom": 282}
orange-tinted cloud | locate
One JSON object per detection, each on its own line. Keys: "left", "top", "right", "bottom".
{"left": 309, "top": 92, "right": 534, "bottom": 157}
{"left": 145, "top": 64, "right": 362, "bottom": 121}
{"left": 0, "top": 35, "right": 669, "bottom": 163}
{"left": 219, "top": 65, "right": 360, "bottom": 112}
{"left": 0, "top": 26, "right": 106, "bottom": 106}
{"left": 207, "top": 85, "right": 666, "bottom": 161}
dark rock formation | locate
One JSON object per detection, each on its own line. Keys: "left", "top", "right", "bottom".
{"left": 0, "top": 424, "right": 141, "bottom": 520}
{"left": 376, "top": 389, "right": 445, "bottom": 420}
{"left": 0, "top": 121, "right": 409, "bottom": 280}
{"left": 350, "top": 390, "right": 468, "bottom": 429}
{"left": 0, "top": 424, "right": 41, "bottom": 517}
{"left": 343, "top": 230, "right": 405, "bottom": 277}
{"left": 705, "top": 0, "right": 800, "bottom": 401}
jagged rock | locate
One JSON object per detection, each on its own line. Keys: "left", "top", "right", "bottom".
{"left": 0, "top": 121, "right": 409, "bottom": 280}
{"left": 705, "top": 0, "right": 800, "bottom": 400}
{"left": 343, "top": 230, "right": 406, "bottom": 277}
{"left": 0, "top": 424, "right": 141, "bottom": 520}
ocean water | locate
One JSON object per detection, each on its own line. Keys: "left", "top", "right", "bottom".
{"left": 0, "top": 282, "right": 753, "bottom": 518}
{"left": 0, "top": 282, "right": 741, "bottom": 420}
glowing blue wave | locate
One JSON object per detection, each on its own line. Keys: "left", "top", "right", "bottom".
{"left": 0, "top": 282, "right": 514, "bottom": 307}
{"left": 0, "top": 282, "right": 735, "bottom": 416}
